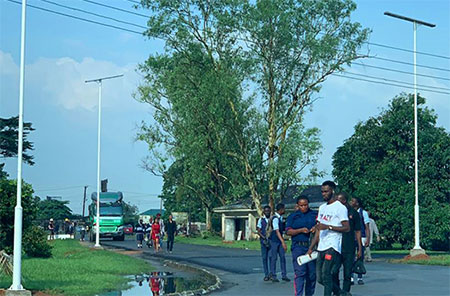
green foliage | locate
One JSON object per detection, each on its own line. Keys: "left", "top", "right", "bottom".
{"left": 0, "top": 116, "right": 35, "bottom": 165}
{"left": 22, "top": 226, "right": 52, "bottom": 258}
{"left": 36, "top": 198, "right": 73, "bottom": 220}
{"left": 333, "top": 94, "right": 450, "bottom": 251}
{"left": 123, "top": 202, "right": 139, "bottom": 225}
{"left": 0, "top": 178, "right": 37, "bottom": 254}
{"left": 0, "top": 240, "right": 153, "bottom": 295}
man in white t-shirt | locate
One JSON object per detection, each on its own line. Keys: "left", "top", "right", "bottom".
{"left": 308, "top": 181, "right": 350, "bottom": 296}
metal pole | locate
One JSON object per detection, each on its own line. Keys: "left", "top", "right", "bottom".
{"left": 413, "top": 21, "right": 421, "bottom": 250}
{"left": 82, "top": 185, "right": 88, "bottom": 217}
{"left": 10, "top": 0, "right": 28, "bottom": 292}
{"left": 95, "top": 81, "right": 102, "bottom": 247}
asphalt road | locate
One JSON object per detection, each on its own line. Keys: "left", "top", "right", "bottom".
{"left": 104, "top": 237, "right": 450, "bottom": 296}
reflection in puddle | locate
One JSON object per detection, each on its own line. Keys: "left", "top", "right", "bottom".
{"left": 100, "top": 272, "right": 213, "bottom": 296}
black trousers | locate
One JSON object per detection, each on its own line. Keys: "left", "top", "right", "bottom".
{"left": 317, "top": 248, "right": 341, "bottom": 296}
{"left": 332, "top": 251, "right": 354, "bottom": 293}
{"left": 167, "top": 235, "right": 174, "bottom": 251}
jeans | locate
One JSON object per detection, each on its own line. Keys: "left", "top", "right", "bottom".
{"left": 332, "top": 251, "right": 355, "bottom": 293}
{"left": 167, "top": 235, "right": 174, "bottom": 251}
{"left": 317, "top": 248, "right": 341, "bottom": 296}
{"left": 270, "top": 240, "right": 287, "bottom": 279}
{"left": 292, "top": 244, "right": 316, "bottom": 296}
{"left": 260, "top": 240, "right": 271, "bottom": 277}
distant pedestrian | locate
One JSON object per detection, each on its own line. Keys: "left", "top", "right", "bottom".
{"left": 152, "top": 217, "right": 162, "bottom": 252}
{"left": 48, "top": 218, "right": 55, "bottom": 240}
{"left": 270, "top": 203, "right": 290, "bottom": 282}
{"left": 145, "top": 222, "right": 153, "bottom": 248}
{"left": 135, "top": 219, "right": 145, "bottom": 248}
{"left": 256, "top": 206, "right": 272, "bottom": 281}
{"left": 257, "top": 205, "right": 272, "bottom": 281}
{"left": 365, "top": 212, "right": 380, "bottom": 262}
{"left": 157, "top": 213, "right": 165, "bottom": 249}
{"left": 286, "top": 196, "right": 317, "bottom": 296}
{"left": 351, "top": 197, "right": 370, "bottom": 285}
{"left": 64, "top": 218, "right": 71, "bottom": 235}
{"left": 335, "top": 192, "right": 362, "bottom": 295}
{"left": 308, "top": 181, "right": 350, "bottom": 296}
{"left": 79, "top": 223, "right": 86, "bottom": 241}
{"left": 166, "top": 215, "right": 177, "bottom": 253}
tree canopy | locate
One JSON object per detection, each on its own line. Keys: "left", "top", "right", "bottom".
{"left": 0, "top": 116, "right": 35, "bottom": 166}
{"left": 333, "top": 93, "right": 450, "bottom": 251}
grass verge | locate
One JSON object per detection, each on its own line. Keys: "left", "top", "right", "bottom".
{"left": 0, "top": 240, "right": 152, "bottom": 296}
{"left": 390, "top": 254, "right": 450, "bottom": 266}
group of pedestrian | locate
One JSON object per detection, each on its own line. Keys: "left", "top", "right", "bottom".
{"left": 257, "top": 180, "right": 379, "bottom": 296}
{"left": 136, "top": 214, "right": 177, "bottom": 253}
{"left": 47, "top": 218, "right": 76, "bottom": 240}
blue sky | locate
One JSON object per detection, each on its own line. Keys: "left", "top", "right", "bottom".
{"left": 1, "top": 0, "right": 449, "bottom": 214}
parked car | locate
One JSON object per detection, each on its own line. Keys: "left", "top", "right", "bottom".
{"left": 123, "top": 224, "right": 134, "bottom": 234}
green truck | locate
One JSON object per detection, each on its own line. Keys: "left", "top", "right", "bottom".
{"left": 88, "top": 191, "right": 125, "bottom": 241}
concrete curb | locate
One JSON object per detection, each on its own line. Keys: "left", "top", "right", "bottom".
{"left": 102, "top": 243, "right": 222, "bottom": 296}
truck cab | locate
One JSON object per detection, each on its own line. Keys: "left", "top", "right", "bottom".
{"left": 89, "top": 192, "right": 125, "bottom": 241}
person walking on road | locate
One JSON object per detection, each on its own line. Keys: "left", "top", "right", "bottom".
{"left": 135, "top": 219, "right": 145, "bottom": 248}
{"left": 286, "top": 196, "right": 317, "bottom": 296}
{"left": 157, "top": 213, "right": 165, "bottom": 250}
{"left": 257, "top": 205, "right": 272, "bottom": 281}
{"left": 270, "top": 203, "right": 290, "bottom": 283}
{"left": 166, "top": 215, "right": 177, "bottom": 253}
{"left": 351, "top": 197, "right": 370, "bottom": 285}
{"left": 308, "top": 181, "right": 350, "bottom": 296}
{"left": 365, "top": 212, "right": 380, "bottom": 262}
{"left": 335, "top": 192, "right": 362, "bottom": 296}
{"left": 152, "top": 217, "right": 162, "bottom": 252}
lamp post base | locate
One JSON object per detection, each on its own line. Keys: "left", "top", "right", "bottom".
{"left": 410, "top": 247, "right": 426, "bottom": 257}
{"left": 6, "top": 289, "right": 32, "bottom": 296}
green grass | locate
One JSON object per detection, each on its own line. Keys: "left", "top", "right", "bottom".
{"left": 391, "top": 254, "right": 450, "bottom": 266}
{"left": 175, "top": 235, "right": 293, "bottom": 253}
{"left": 0, "top": 240, "right": 152, "bottom": 296}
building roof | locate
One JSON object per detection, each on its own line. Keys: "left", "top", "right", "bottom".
{"left": 139, "top": 209, "right": 166, "bottom": 216}
{"left": 213, "top": 185, "right": 324, "bottom": 212}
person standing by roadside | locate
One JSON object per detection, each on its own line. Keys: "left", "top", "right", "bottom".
{"left": 365, "top": 212, "right": 380, "bottom": 262}
{"left": 286, "top": 196, "right": 317, "bottom": 296}
{"left": 48, "top": 218, "right": 55, "bottom": 240}
{"left": 152, "top": 216, "right": 162, "bottom": 252}
{"left": 308, "top": 181, "right": 349, "bottom": 296}
{"left": 335, "top": 192, "right": 362, "bottom": 296}
{"left": 351, "top": 197, "right": 370, "bottom": 285}
{"left": 257, "top": 205, "right": 272, "bottom": 281}
{"left": 166, "top": 215, "right": 177, "bottom": 253}
{"left": 270, "top": 203, "right": 290, "bottom": 283}
{"left": 157, "top": 213, "right": 165, "bottom": 250}
{"left": 135, "top": 219, "right": 145, "bottom": 248}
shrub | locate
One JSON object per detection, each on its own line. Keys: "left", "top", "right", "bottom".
{"left": 22, "top": 226, "right": 52, "bottom": 258}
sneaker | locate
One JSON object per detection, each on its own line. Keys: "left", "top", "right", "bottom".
{"left": 281, "top": 277, "right": 291, "bottom": 282}
{"left": 357, "top": 279, "right": 364, "bottom": 285}
{"left": 350, "top": 278, "right": 354, "bottom": 285}
{"left": 271, "top": 277, "right": 279, "bottom": 283}
{"left": 263, "top": 276, "right": 270, "bottom": 281}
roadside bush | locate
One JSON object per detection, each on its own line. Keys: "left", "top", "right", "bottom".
{"left": 22, "top": 226, "right": 52, "bottom": 258}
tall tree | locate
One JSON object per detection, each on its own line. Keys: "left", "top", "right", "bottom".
{"left": 36, "top": 198, "right": 73, "bottom": 221}
{"left": 0, "top": 116, "right": 35, "bottom": 166}
{"left": 138, "top": 0, "right": 367, "bottom": 215}
{"left": 333, "top": 94, "right": 450, "bottom": 250}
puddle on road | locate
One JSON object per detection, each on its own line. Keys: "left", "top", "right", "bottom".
{"left": 99, "top": 272, "right": 214, "bottom": 296}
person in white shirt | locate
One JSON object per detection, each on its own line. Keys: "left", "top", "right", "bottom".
{"left": 256, "top": 206, "right": 272, "bottom": 281}
{"left": 308, "top": 181, "right": 350, "bottom": 296}
{"left": 365, "top": 212, "right": 380, "bottom": 262}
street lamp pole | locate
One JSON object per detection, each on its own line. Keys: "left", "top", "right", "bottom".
{"left": 8, "top": 1, "right": 31, "bottom": 295}
{"left": 384, "top": 12, "right": 435, "bottom": 256}
{"left": 85, "top": 74, "right": 123, "bottom": 247}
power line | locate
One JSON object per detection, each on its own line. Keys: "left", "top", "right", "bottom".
{"left": 34, "top": 185, "right": 86, "bottom": 192}
{"left": 80, "top": 0, "right": 149, "bottom": 18}
{"left": 39, "top": 0, "right": 147, "bottom": 29}
{"left": 352, "top": 62, "right": 450, "bottom": 81}
{"left": 126, "top": 0, "right": 142, "bottom": 4}
{"left": 6, "top": 0, "right": 143, "bottom": 35}
{"left": 365, "top": 41, "right": 450, "bottom": 60}
{"left": 343, "top": 71, "right": 450, "bottom": 91}
{"left": 370, "top": 56, "right": 450, "bottom": 72}
{"left": 332, "top": 73, "right": 450, "bottom": 95}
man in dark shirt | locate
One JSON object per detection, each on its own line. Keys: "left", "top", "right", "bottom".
{"left": 335, "top": 192, "right": 362, "bottom": 295}
{"left": 286, "top": 196, "right": 317, "bottom": 296}
{"left": 166, "top": 215, "right": 177, "bottom": 253}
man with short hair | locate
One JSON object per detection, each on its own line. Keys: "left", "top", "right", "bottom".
{"left": 270, "top": 203, "right": 290, "bottom": 282}
{"left": 308, "top": 181, "right": 350, "bottom": 296}
{"left": 351, "top": 197, "right": 370, "bottom": 285}
{"left": 335, "top": 192, "right": 362, "bottom": 295}
{"left": 365, "top": 212, "right": 380, "bottom": 262}
{"left": 286, "top": 196, "right": 317, "bottom": 296}
{"left": 257, "top": 205, "right": 272, "bottom": 281}
{"left": 166, "top": 214, "right": 177, "bottom": 253}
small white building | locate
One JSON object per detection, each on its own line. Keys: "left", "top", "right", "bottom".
{"left": 213, "top": 186, "right": 323, "bottom": 241}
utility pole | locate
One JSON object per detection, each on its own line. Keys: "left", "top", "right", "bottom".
{"left": 8, "top": 0, "right": 31, "bottom": 295}
{"left": 384, "top": 11, "right": 435, "bottom": 257}
{"left": 82, "top": 186, "right": 88, "bottom": 218}
{"left": 85, "top": 74, "right": 123, "bottom": 248}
